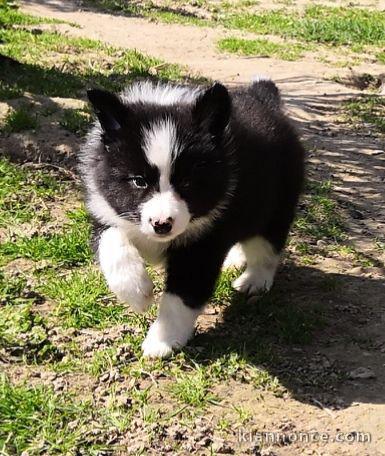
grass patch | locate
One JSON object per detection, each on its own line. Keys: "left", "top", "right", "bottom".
{"left": 246, "top": 289, "right": 324, "bottom": 345}
{"left": 0, "top": 208, "right": 92, "bottom": 266}
{"left": 0, "top": 157, "right": 68, "bottom": 227}
{"left": 218, "top": 37, "right": 308, "bottom": 60}
{"left": 345, "top": 96, "right": 385, "bottom": 134}
{"left": 0, "top": 375, "right": 106, "bottom": 455}
{"left": 40, "top": 267, "right": 127, "bottom": 329}
{"left": 376, "top": 50, "right": 385, "bottom": 64}
{"left": 86, "top": 2, "right": 385, "bottom": 49}
{"left": 294, "top": 180, "right": 345, "bottom": 242}
{"left": 0, "top": 303, "right": 59, "bottom": 362}
{"left": 170, "top": 366, "right": 218, "bottom": 408}
{"left": 212, "top": 267, "right": 239, "bottom": 304}
{"left": 224, "top": 6, "right": 385, "bottom": 46}
{"left": 0, "top": 3, "right": 63, "bottom": 28}
{"left": 0, "top": 79, "right": 23, "bottom": 100}
{"left": 0, "top": 270, "right": 30, "bottom": 305}
{"left": 1, "top": 106, "right": 38, "bottom": 132}
{"left": 0, "top": 4, "right": 183, "bottom": 99}
{"left": 59, "top": 108, "right": 92, "bottom": 135}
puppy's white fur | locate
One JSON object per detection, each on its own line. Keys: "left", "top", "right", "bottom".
{"left": 232, "top": 236, "right": 279, "bottom": 293}
{"left": 98, "top": 227, "right": 154, "bottom": 313}
{"left": 121, "top": 81, "right": 201, "bottom": 106}
{"left": 140, "top": 190, "right": 191, "bottom": 241}
{"left": 142, "top": 292, "right": 201, "bottom": 358}
{"left": 142, "top": 119, "right": 179, "bottom": 185}
{"left": 222, "top": 243, "right": 246, "bottom": 269}
{"left": 140, "top": 120, "right": 191, "bottom": 241}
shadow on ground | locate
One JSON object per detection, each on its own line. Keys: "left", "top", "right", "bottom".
{"left": 26, "top": 0, "right": 207, "bottom": 21}
{"left": 190, "top": 262, "right": 385, "bottom": 409}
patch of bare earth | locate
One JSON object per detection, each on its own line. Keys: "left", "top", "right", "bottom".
{"left": 5, "top": 0, "right": 385, "bottom": 454}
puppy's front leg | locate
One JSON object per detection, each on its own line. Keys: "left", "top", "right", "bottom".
{"left": 141, "top": 292, "right": 200, "bottom": 358}
{"left": 142, "top": 240, "right": 226, "bottom": 358}
{"left": 98, "top": 227, "right": 153, "bottom": 313}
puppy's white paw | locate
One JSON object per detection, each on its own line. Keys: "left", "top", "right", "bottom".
{"left": 142, "top": 330, "right": 174, "bottom": 358}
{"left": 222, "top": 244, "right": 246, "bottom": 270}
{"left": 141, "top": 293, "right": 199, "bottom": 358}
{"left": 142, "top": 320, "right": 187, "bottom": 358}
{"left": 109, "top": 271, "right": 154, "bottom": 314}
{"left": 232, "top": 267, "right": 274, "bottom": 295}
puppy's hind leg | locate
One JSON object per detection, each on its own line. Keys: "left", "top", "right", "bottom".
{"left": 222, "top": 243, "right": 246, "bottom": 270}
{"left": 232, "top": 236, "right": 280, "bottom": 295}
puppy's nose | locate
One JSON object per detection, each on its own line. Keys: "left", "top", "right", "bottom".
{"left": 150, "top": 218, "right": 173, "bottom": 235}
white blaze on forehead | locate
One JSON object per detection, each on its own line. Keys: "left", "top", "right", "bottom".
{"left": 142, "top": 118, "right": 179, "bottom": 192}
{"left": 140, "top": 119, "right": 191, "bottom": 241}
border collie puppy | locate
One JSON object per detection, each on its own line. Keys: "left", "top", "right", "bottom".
{"left": 80, "top": 78, "right": 304, "bottom": 358}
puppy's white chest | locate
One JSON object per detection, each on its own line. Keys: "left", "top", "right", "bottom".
{"left": 131, "top": 233, "right": 168, "bottom": 265}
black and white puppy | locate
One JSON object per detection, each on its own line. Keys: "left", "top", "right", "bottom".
{"left": 79, "top": 78, "right": 305, "bottom": 358}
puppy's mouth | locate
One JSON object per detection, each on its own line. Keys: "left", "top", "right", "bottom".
{"left": 147, "top": 230, "right": 180, "bottom": 242}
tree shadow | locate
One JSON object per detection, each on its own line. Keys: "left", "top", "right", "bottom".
{"left": 26, "top": 0, "right": 207, "bottom": 21}
{"left": 189, "top": 261, "right": 385, "bottom": 409}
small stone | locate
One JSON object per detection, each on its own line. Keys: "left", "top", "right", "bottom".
{"left": 53, "top": 377, "right": 66, "bottom": 391}
{"left": 212, "top": 439, "right": 235, "bottom": 454}
{"left": 350, "top": 209, "right": 365, "bottom": 220}
{"left": 116, "top": 395, "right": 132, "bottom": 409}
{"left": 349, "top": 367, "right": 376, "bottom": 379}
{"left": 349, "top": 266, "right": 364, "bottom": 275}
{"left": 316, "top": 239, "right": 327, "bottom": 248}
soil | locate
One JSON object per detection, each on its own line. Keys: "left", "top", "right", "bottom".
{"left": 10, "top": 0, "right": 385, "bottom": 454}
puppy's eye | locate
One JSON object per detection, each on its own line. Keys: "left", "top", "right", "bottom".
{"left": 130, "top": 176, "right": 147, "bottom": 189}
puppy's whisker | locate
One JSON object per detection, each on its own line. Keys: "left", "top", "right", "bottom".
{"left": 118, "top": 212, "right": 139, "bottom": 221}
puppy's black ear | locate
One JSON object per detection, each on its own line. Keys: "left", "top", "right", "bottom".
{"left": 193, "top": 83, "right": 231, "bottom": 136}
{"left": 87, "top": 89, "right": 128, "bottom": 135}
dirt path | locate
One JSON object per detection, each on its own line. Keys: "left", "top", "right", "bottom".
{"left": 18, "top": 1, "right": 385, "bottom": 454}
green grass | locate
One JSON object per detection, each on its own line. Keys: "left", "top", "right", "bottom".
{"left": 345, "top": 96, "right": 385, "bottom": 134}
{"left": 170, "top": 366, "right": 218, "bottom": 408}
{"left": 294, "top": 180, "right": 345, "bottom": 243}
{"left": 376, "top": 50, "right": 385, "bottom": 64}
{"left": 0, "top": 3, "right": 64, "bottom": 27}
{"left": 0, "top": 375, "right": 105, "bottom": 455}
{"left": 237, "top": 288, "right": 324, "bottom": 345}
{"left": 0, "top": 270, "right": 30, "bottom": 305}
{"left": 40, "top": 267, "right": 128, "bottom": 329}
{"left": 0, "top": 157, "right": 69, "bottom": 227}
{"left": 224, "top": 6, "right": 385, "bottom": 46}
{"left": 0, "top": 303, "right": 59, "bottom": 362}
{"left": 0, "top": 208, "right": 92, "bottom": 266}
{"left": 59, "top": 108, "right": 92, "bottom": 135}
{"left": 1, "top": 106, "right": 38, "bottom": 132}
{"left": 0, "top": 6, "right": 183, "bottom": 99}
{"left": 86, "top": 2, "right": 385, "bottom": 52}
{"left": 218, "top": 37, "right": 308, "bottom": 60}
{"left": 0, "top": 79, "right": 23, "bottom": 100}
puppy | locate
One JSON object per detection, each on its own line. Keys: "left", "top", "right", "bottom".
{"left": 79, "top": 78, "right": 305, "bottom": 358}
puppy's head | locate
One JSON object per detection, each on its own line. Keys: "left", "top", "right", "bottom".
{"left": 86, "top": 82, "right": 232, "bottom": 242}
